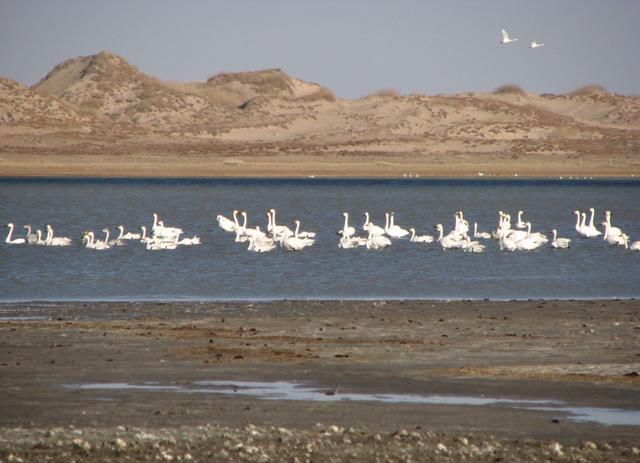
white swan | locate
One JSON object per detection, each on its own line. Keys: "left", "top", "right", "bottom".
{"left": 34, "top": 230, "right": 47, "bottom": 246}
{"left": 461, "top": 235, "right": 485, "bottom": 253}
{"left": 573, "top": 210, "right": 593, "bottom": 238}
{"left": 500, "top": 29, "right": 518, "bottom": 44}
{"left": 603, "top": 211, "right": 622, "bottom": 239}
{"left": 454, "top": 211, "right": 469, "bottom": 236}
{"left": 139, "top": 226, "right": 153, "bottom": 244}
{"left": 515, "top": 210, "right": 527, "bottom": 229}
{"left": 45, "top": 225, "right": 72, "bottom": 246}
{"left": 293, "top": 220, "right": 316, "bottom": 242}
{"left": 247, "top": 234, "right": 277, "bottom": 253}
{"left": 117, "top": 225, "right": 141, "bottom": 240}
{"left": 23, "top": 225, "right": 39, "bottom": 245}
{"left": 384, "top": 212, "right": 410, "bottom": 238}
{"left": 602, "top": 222, "right": 627, "bottom": 246}
{"left": 152, "top": 213, "right": 183, "bottom": 238}
{"left": 5, "top": 223, "right": 26, "bottom": 244}
{"left": 338, "top": 234, "right": 367, "bottom": 249}
{"left": 101, "top": 228, "right": 125, "bottom": 247}
{"left": 83, "top": 231, "right": 110, "bottom": 250}
{"left": 505, "top": 226, "right": 528, "bottom": 242}
{"left": 282, "top": 221, "right": 315, "bottom": 251}
{"left": 550, "top": 229, "right": 571, "bottom": 249}
{"left": 624, "top": 235, "right": 640, "bottom": 251}
{"left": 529, "top": 41, "right": 544, "bottom": 49}
{"left": 473, "top": 222, "right": 492, "bottom": 240}
{"left": 499, "top": 233, "right": 517, "bottom": 252}
{"left": 155, "top": 220, "right": 183, "bottom": 240}
{"left": 338, "top": 212, "right": 356, "bottom": 237}
{"left": 146, "top": 238, "right": 178, "bottom": 251}
{"left": 390, "top": 213, "right": 410, "bottom": 238}
{"left": 515, "top": 223, "right": 545, "bottom": 251}
{"left": 237, "top": 213, "right": 268, "bottom": 243}
{"left": 585, "top": 208, "right": 601, "bottom": 237}
{"left": 492, "top": 211, "right": 509, "bottom": 240}
{"left": 409, "top": 228, "right": 434, "bottom": 243}
{"left": 366, "top": 229, "right": 392, "bottom": 250}
{"left": 363, "top": 212, "right": 385, "bottom": 236}
{"left": 175, "top": 231, "right": 201, "bottom": 246}
{"left": 268, "top": 209, "right": 293, "bottom": 240}
{"left": 217, "top": 210, "right": 239, "bottom": 233}
{"left": 434, "top": 224, "right": 464, "bottom": 250}
{"left": 525, "top": 222, "right": 548, "bottom": 244}
{"left": 293, "top": 219, "right": 316, "bottom": 239}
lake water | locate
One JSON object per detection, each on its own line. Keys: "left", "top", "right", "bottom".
{"left": 1, "top": 177, "right": 639, "bottom": 302}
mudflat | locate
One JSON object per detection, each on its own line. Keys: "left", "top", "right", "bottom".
{"left": 1, "top": 299, "right": 639, "bottom": 461}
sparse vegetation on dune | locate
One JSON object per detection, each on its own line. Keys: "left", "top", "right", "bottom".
{"left": 296, "top": 87, "right": 337, "bottom": 103}
{"left": 568, "top": 84, "right": 608, "bottom": 96}
{"left": 364, "top": 88, "right": 403, "bottom": 98}
{"left": 494, "top": 84, "right": 526, "bottom": 95}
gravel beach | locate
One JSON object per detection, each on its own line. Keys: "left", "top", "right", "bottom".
{"left": 1, "top": 299, "right": 639, "bottom": 461}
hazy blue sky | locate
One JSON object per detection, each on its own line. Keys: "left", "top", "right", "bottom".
{"left": 1, "top": 0, "right": 639, "bottom": 97}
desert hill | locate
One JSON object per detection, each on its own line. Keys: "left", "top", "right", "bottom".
{"left": 1, "top": 51, "right": 639, "bottom": 177}
{"left": 0, "top": 77, "right": 91, "bottom": 127}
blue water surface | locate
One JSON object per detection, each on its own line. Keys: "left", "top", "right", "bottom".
{"left": 1, "top": 177, "right": 639, "bottom": 301}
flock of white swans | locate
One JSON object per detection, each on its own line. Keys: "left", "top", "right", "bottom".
{"left": 5, "top": 207, "right": 640, "bottom": 253}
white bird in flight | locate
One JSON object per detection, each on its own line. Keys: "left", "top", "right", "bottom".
{"left": 530, "top": 41, "right": 545, "bottom": 49}
{"left": 501, "top": 29, "right": 518, "bottom": 44}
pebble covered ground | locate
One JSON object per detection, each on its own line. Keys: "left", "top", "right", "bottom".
{"left": 1, "top": 423, "right": 639, "bottom": 462}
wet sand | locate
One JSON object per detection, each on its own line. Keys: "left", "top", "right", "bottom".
{"left": 1, "top": 299, "right": 639, "bottom": 461}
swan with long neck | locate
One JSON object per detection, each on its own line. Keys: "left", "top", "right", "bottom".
{"left": 434, "top": 224, "right": 463, "bottom": 250}
{"left": 473, "top": 223, "right": 491, "bottom": 240}
{"left": 625, "top": 235, "right": 640, "bottom": 251}
{"left": 409, "top": 228, "right": 434, "bottom": 243}
{"left": 247, "top": 233, "right": 277, "bottom": 252}
{"left": 338, "top": 212, "right": 356, "bottom": 237}
{"left": 550, "top": 229, "right": 571, "bottom": 249}
{"left": 217, "top": 210, "right": 239, "bottom": 233}
{"left": 5, "top": 223, "right": 26, "bottom": 244}
{"left": 603, "top": 210, "right": 622, "bottom": 238}
{"left": 602, "top": 222, "right": 627, "bottom": 246}
{"left": 174, "top": 231, "right": 201, "bottom": 246}
{"left": 45, "top": 225, "right": 72, "bottom": 246}
{"left": 238, "top": 212, "right": 267, "bottom": 242}
{"left": 461, "top": 235, "right": 485, "bottom": 253}
{"left": 514, "top": 223, "right": 545, "bottom": 251}
{"left": 366, "top": 229, "right": 392, "bottom": 250}
{"left": 389, "top": 213, "right": 410, "bottom": 238}
{"left": 585, "top": 208, "right": 601, "bottom": 236}
{"left": 83, "top": 231, "right": 110, "bottom": 250}
{"left": 515, "top": 210, "right": 527, "bottom": 229}
{"left": 117, "top": 225, "right": 141, "bottom": 240}
{"left": 454, "top": 211, "right": 469, "bottom": 236}
{"left": 384, "top": 212, "right": 409, "bottom": 238}
{"left": 269, "top": 209, "right": 293, "bottom": 238}
{"left": 574, "top": 210, "right": 597, "bottom": 238}
{"left": 23, "top": 225, "right": 38, "bottom": 245}
{"left": 363, "top": 212, "right": 385, "bottom": 236}
{"left": 338, "top": 234, "right": 367, "bottom": 249}
{"left": 283, "top": 221, "right": 315, "bottom": 251}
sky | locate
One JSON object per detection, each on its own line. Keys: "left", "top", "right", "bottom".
{"left": 1, "top": 0, "right": 639, "bottom": 98}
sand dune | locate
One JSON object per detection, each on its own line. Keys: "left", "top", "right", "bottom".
{"left": 1, "top": 51, "right": 639, "bottom": 177}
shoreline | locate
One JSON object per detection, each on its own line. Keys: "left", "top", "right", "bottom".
{"left": 1, "top": 153, "right": 639, "bottom": 179}
{"left": 2, "top": 299, "right": 639, "bottom": 460}
{"left": 1, "top": 296, "right": 639, "bottom": 304}
{"left": 2, "top": 174, "right": 640, "bottom": 180}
